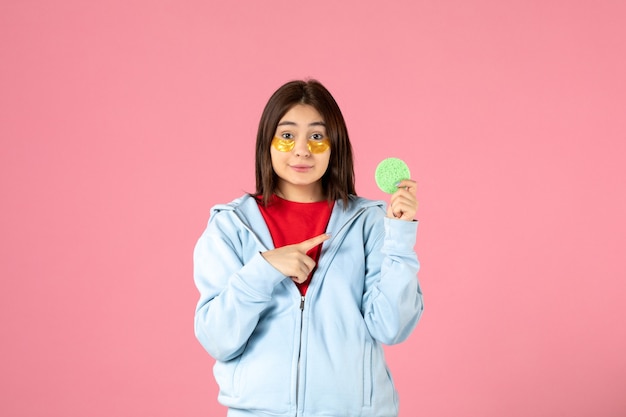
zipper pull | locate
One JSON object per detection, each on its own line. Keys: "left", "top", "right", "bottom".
{"left": 300, "top": 296, "right": 305, "bottom": 311}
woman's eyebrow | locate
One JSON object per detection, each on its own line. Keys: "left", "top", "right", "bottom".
{"left": 277, "top": 120, "right": 326, "bottom": 127}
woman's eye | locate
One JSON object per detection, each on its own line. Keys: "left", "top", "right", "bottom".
{"left": 280, "top": 133, "right": 294, "bottom": 139}
{"left": 310, "top": 133, "right": 325, "bottom": 140}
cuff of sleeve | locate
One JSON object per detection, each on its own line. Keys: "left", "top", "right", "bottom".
{"left": 232, "top": 252, "right": 286, "bottom": 300}
{"left": 383, "top": 217, "right": 419, "bottom": 252}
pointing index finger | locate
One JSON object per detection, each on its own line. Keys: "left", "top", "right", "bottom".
{"left": 298, "top": 233, "right": 331, "bottom": 252}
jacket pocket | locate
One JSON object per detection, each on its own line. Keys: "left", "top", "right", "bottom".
{"left": 232, "top": 345, "right": 246, "bottom": 397}
{"left": 224, "top": 318, "right": 295, "bottom": 412}
{"left": 213, "top": 355, "right": 242, "bottom": 400}
{"left": 363, "top": 340, "right": 373, "bottom": 406}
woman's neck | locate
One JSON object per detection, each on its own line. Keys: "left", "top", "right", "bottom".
{"left": 275, "top": 183, "right": 325, "bottom": 203}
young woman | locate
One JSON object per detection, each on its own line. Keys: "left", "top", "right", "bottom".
{"left": 194, "top": 79, "right": 423, "bottom": 417}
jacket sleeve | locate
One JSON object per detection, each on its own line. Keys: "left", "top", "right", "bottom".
{"left": 193, "top": 213, "right": 286, "bottom": 362}
{"left": 361, "top": 212, "right": 423, "bottom": 345}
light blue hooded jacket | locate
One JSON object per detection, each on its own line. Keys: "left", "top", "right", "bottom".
{"left": 194, "top": 194, "right": 423, "bottom": 417}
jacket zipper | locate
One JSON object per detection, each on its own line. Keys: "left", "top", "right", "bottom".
{"left": 295, "top": 295, "right": 305, "bottom": 416}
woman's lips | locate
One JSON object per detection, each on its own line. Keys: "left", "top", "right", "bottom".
{"left": 290, "top": 164, "right": 313, "bottom": 172}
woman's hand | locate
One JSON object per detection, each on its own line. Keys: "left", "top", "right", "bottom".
{"left": 261, "top": 233, "right": 330, "bottom": 283}
{"left": 387, "top": 179, "right": 418, "bottom": 221}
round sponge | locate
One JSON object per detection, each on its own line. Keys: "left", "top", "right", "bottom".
{"left": 375, "top": 158, "right": 411, "bottom": 193}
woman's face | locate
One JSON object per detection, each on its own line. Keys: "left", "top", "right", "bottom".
{"left": 270, "top": 104, "right": 331, "bottom": 202}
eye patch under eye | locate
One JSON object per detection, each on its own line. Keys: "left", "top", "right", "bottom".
{"left": 271, "top": 137, "right": 331, "bottom": 154}
{"left": 307, "top": 138, "right": 331, "bottom": 153}
{"left": 271, "top": 137, "right": 296, "bottom": 152}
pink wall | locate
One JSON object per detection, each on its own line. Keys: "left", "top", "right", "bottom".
{"left": 1, "top": 1, "right": 625, "bottom": 416}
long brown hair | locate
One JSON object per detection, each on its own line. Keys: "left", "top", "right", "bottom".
{"left": 254, "top": 79, "right": 356, "bottom": 207}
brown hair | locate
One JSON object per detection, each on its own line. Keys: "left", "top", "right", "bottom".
{"left": 254, "top": 79, "right": 356, "bottom": 207}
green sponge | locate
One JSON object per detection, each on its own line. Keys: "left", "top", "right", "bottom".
{"left": 375, "top": 158, "right": 411, "bottom": 193}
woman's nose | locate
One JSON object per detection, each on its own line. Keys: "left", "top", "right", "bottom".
{"left": 293, "top": 138, "right": 311, "bottom": 157}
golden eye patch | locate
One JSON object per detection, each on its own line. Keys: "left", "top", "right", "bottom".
{"left": 307, "top": 138, "right": 331, "bottom": 154}
{"left": 272, "top": 137, "right": 331, "bottom": 154}
{"left": 271, "top": 137, "right": 296, "bottom": 152}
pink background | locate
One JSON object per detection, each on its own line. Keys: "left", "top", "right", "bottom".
{"left": 2, "top": 0, "right": 625, "bottom": 416}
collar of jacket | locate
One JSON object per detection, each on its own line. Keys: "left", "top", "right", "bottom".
{"left": 210, "top": 193, "right": 385, "bottom": 251}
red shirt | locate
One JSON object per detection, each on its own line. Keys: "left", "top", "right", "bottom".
{"left": 257, "top": 195, "right": 334, "bottom": 295}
